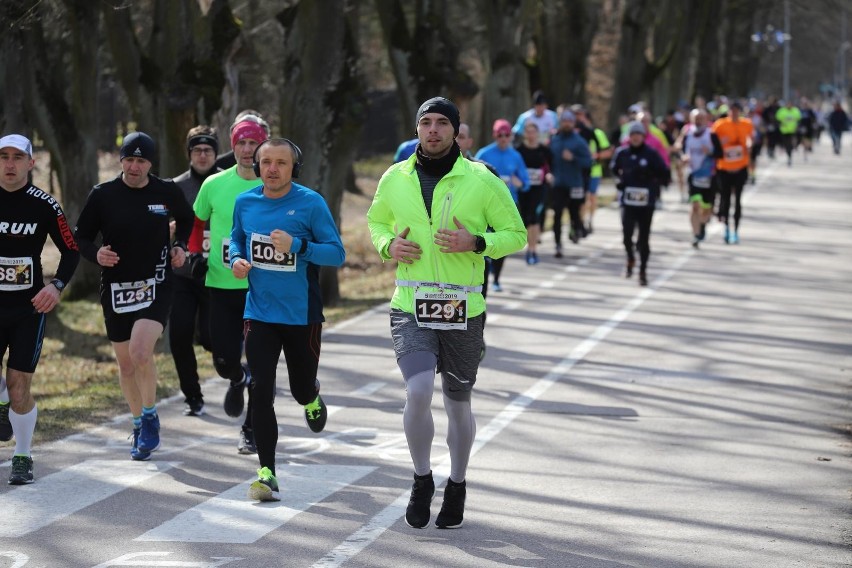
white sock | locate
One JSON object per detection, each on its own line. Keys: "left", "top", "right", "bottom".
{"left": 10, "top": 406, "right": 37, "bottom": 457}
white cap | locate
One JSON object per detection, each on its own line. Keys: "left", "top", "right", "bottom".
{"left": 0, "top": 134, "right": 33, "bottom": 157}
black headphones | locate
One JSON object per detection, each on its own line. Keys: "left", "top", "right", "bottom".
{"left": 252, "top": 138, "right": 303, "bottom": 178}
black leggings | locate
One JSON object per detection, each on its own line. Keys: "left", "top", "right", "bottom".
{"left": 244, "top": 320, "right": 322, "bottom": 472}
{"left": 717, "top": 168, "right": 748, "bottom": 229}
{"left": 552, "top": 187, "right": 585, "bottom": 246}
{"left": 208, "top": 287, "right": 252, "bottom": 428}
{"left": 621, "top": 206, "right": 654, "bottom": 270}
{"left": 168, "top": 275, "right": 210, "bottom": 401}
{"left": 782, "top": 133, "right": 796, "bottom": 159}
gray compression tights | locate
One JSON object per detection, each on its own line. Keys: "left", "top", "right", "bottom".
{"left": 398, "top": 351, "right": 476, "bottom": 482}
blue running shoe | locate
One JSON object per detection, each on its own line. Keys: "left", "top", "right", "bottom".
{"left": 731, "top": 231, "right": 739, "bottom": 244}
{"left": 137, "top": 413, "right": 160, "bottom": 454}
{"left": 724, "top": 226, "right": 731, "bottom": 244}
{"left": 130, "top": 427, "right": 151, "bottom": 461}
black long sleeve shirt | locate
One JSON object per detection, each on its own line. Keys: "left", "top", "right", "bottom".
{"left": 74, "top": 174, "right": 193, "bottom": 285}
{"left": 0, "top": 184, "right": 80, "bottom": 307}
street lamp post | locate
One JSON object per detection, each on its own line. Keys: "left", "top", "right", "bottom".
{"left": 751, "top": 0, "right": 792, "bottom": 99}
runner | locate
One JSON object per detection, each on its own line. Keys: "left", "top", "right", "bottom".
{"left": 610, "top": 122, "right": 670, "bottom": 286}
{"left": 0, "top": 134, "right": 79, "bottom": 484}
{"left": 169, "top": 125, "right": 220, "bottom": 416}
{"left": 827, "top": 101, "right": 850, "bottom": 155}
{"left": 516, "top": 122, "right": 552, "bottom": 264}
{"left": 678, "top": 110, "right": 716, "bottom": 248}
{"left": 797, "top": 99, "right": 817, "bottom": 161}
{"left": 367, "top": 96, "right": 525, "bottom": 529}
{"left": 74, "top": 132, "right": 193, "bottom": 461}
{"left": 511, "top": 90, "right": 559, "bottom": 145}
{"left": 229, "top": 138, "right": 345, "bottom": 502}
{"left": 190, "top": 119, "right": 268, "bottom": 454}
{"left": 572, "top": 105, "right": 613, "bottom": 234}
{"left": 775, "top": 99, "right": 801, "bottom": 167}
{"left": 711, "top": 102, "right": 753, "bottom": 244}
{"left": 747, "top": 102, "right": 765, "bottom": 185}
{"left": 549, "top": 110, "right": 592, "bottom": 255}
{"left": 474, "top": 119, "right": 529, "bottom": 290}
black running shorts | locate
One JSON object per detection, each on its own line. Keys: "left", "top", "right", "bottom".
{"left": 0, "top": 304, "right": 46, "bottom": 374}
{"left": 99, "top": 279, "right": 173, "bottom": 342}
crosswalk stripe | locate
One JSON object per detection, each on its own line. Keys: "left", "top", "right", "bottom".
{"left": 136, "top": 465, "right": 375, "bottom": 543}
{"left": 0, "top": 460, "right": 177, "bottom": 538}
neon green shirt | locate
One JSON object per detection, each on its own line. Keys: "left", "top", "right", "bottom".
{"left": 776, "top": 106, "right": 801, "bottom": 135}
{"left": 193, "top": 166, "right": 261, "bottom": 289}
{"left": 590, "top": 128, "right": 611, "bottom": 178}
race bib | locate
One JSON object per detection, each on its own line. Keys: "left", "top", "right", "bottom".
{"left": 413, "top": 283, "right": 468, "bottom": 330}
{"left": 110, "top": 279, "right": 156, "bottom": 314}
{"left": 570, "top": 186, "right": 585, "bottom": 200}
{"left": 624, "top": 186, "right": 651, "bottom": 207}
{"left": 221, "top": 237, "right": 231, "bottom": 267}
{"left": 202, "top": 230, "right": 211, "bottom": 259}
{"left": 0, "top": 256, "right": 34, "bottom": 291}
{"left": 250, "top": 233, "right": 296, "bottom": 272}
{"left": 527, "top": 168, "right": 544, "bottom": 185}
{"left": 692, "top": 176, "right": 711, "bottom": 189}
{"left": 724, "top": 145, "right": 744, "bottom": 162}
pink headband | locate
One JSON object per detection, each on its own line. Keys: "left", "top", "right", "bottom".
{"left": 230, "top": 121, "right": 268, "bottom": 148}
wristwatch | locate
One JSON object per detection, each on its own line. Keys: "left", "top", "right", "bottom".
{"left": 50, "top": 278, "right": 65, "bottom": 292}
{"left": 473, "top": 234, "right": 487, "bottom": 254}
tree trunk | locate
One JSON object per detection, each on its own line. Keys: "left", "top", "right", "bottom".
{"left": 7, "top": 1, "right": 102, "bottom": 297}
{"left": 277, "top": 0, "right": 368, "bottom": 307}
{"left": 537, "top": 0, "right": 600, "bottom": 107}
{"left": 476, "top": 0, "right": 535, "bottom": 131}
{"left": 102, "top": 0, "right": 240, "bottom": 177}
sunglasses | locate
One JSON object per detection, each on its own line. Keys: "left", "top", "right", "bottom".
{"left": 495, "top": 132, "right": 512, "bottom": 138}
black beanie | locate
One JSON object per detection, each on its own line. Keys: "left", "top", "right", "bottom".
{"left": 415, "top": 97, "right": 460, "bottom": 136}
{"left": 120, "top": 132, "right": 157, "bottom": 162}
{"left": 187, "top": 134, "right": 219, "bottom": 156}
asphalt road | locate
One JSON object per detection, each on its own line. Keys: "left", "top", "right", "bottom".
{"left": 1, "top": 138, "right": 850, "bottom": 568}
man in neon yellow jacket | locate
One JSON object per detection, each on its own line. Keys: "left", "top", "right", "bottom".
{"left": 367, "top": 97, "right": 525, "bottom": 530}
{"left": 776, "top": 100, "right": 801, "bottom": 166}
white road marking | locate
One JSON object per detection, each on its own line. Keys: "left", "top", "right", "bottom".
{"left": 0, "top": 460, "right": 177, "bottom": 538}
{"left": 137, "top": 465, "right": 374, "bottom": 543}
{"left": 91, "top": 552, "right": 241, "bottom": 567}
{"left": 309, "top": 245, "right": 699, "bottom": 568}
{"left": 349, "top": 381, "right": 386, "bottom": 396}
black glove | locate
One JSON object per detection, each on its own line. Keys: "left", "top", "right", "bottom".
{"left": 188, "top": 253, "right": 208, "bottom": 279}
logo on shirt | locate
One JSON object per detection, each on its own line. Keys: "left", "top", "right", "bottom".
{"left": 287, "top": 210, "right": 295, "bottom": 215}
{"left": 0, "top": 222, "right": 37, "bottom": 235}
{"left": 147, "top": 204, "right": 168, "bottom": 216}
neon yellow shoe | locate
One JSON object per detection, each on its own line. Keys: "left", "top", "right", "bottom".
{"left": 248, "top": 467, "right": 280, "bottom": 502}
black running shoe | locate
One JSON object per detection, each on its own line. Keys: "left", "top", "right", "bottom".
{"left": 8, "top": 455, "right": 33, "bottom": 485}
{"left": 435, "top": 478, "right": 466, "bottom": 529}
{"left": 224, "top": 364, "right": 250, "bottom": 418}
{"left": 238, "top": 427, "right": 257, "bottom": 455}
{"left": 183, "top": 397, "right": 205, "bottom": 417}
{"left": 405, "top": 471, "right": 435, "bottom": 528}
{"left": 639, "top": 271, "right": 648, "bottom": 287}
{"left": 0, "top": 402, "right": 12, "bottom": 442}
